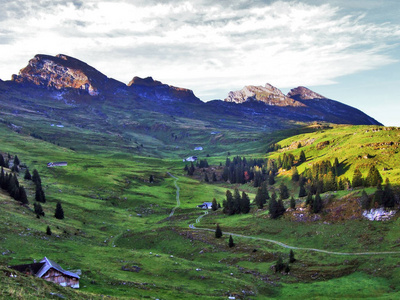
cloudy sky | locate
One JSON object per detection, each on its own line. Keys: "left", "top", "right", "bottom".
{"left": 1, "top": 0, "right": 399, "bottom": 125}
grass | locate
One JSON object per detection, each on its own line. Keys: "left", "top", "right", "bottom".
{"left": 1, "top": 118, "right": 400, "bottom": 299}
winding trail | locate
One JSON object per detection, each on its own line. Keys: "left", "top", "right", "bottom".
{"left": 167, "top": 172, "right": 180, "bottom": 217}
{"left": 170, "top": 172, "right": 400, "bottom": 256}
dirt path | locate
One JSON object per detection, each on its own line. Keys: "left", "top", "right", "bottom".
{"left": 169, "top": 172, "right": 400, "bottom": 256}
{"left": 167, "top": 172, "right": 180, "bottom": 217}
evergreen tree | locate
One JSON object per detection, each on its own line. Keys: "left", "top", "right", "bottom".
{"left": 34, "top": 202, "right": 45, "bottom": 217}
{"left": 299, "top": 182, "right": 307, "bottom": 197}
{"left": 269, "top": 192, "right": 279, "bottom": 219}
{"left": 274, "top": 256, "right": 285, "bottom": 273}
{"left": 254, "top": 187, "right": 264, "bottom": 209}
{"left": 46, "top": 226, "right": 52, "bottom": 236}
{"left": 352, "top": 169, "right": 364, "bottom": 188}
{"left": 228, "top": 235, "right": 235, "bottom": 248}
{"left": 279, "top": 182, "right": 290, "bottom": 200}
{"left": 277, "top": 199, "right": 286, "bottom": 217}
{"left": 149, "top": 175, "right": 154, "bottom": 183}
{"left": 13, "top": 155, "right": 20, "bottom": 166}
{"left": 306, "top": 192, "right": 313, "bottom": 207}
{"left": 211, "top": 198, "right": 218, "bottom": 211}
{"left": 289, "top": 249, "right": 296, "bottom": 263}
{"left": 241, "top": 191, "right": 251, "bottom": 214}
{"left": 35, "top": 185, "right": 46, "bottom": 203}
{"left": 0, "top": 155, "right": 5, "bottom": 167}
{"left": 373, "top": 182, "right": 383, "bottom": 206}
{"left": 284, "top": 263, "right": 290, "bottom": 273}
{"left": 32, "top": 169, "right": 41, "bottom": 186}
{"left": 290, "top": 197, "right": 296, "bottom": 210}
{"left": 55, "top": 201, "right": 64, "bottom": 219}
{"left": 383, "top": 178, "right": 395, "bottom": 208}
{"left": 360, "top": 190, "right": 370, "bottom": 210}
{"left": 24, "top": 168, "right": 32, "bottom": 180}
{"left": 223, "top": 190, "right": 234, "bottom": 215}
{"left": 204, "top": 173, "right": 209, "bottom": 182}
{"left": 0, "top": 167, "right": 5, "bottom": 189}
{"left": 215, "top": 224, "right": 222, "bottom": 238}
{"left": 212, "top": 172, "right": 217, "bottom": 182}
{"left": 365, "top": 166, "right": 382, "bottom": 187}
{"left": 291, "top": 166, "right": 299, "bottom": 181}
{"left": 268, "top": 171, "right": 275, "bottom": 185}
{"left": 313, "top": 193, "right": 323, "bottom": 214}
{"left": 299, "top": 150, "right": 306, "bottom": 163}
{"left": 18, "top": 186, "right": 28, "bottom": 205}
{"left": 233, "top": 188, "right": 241, "bottom": 214}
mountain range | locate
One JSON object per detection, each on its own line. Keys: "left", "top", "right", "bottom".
{"left": 0, "top": 53, "right": 382, "bottom": 156}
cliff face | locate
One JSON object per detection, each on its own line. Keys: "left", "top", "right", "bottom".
{"left": 287, "top": 86, "right": 327, "bottom": 100}
{"left": 127, "top": 76, "right": 200, "bottom": 103}
{"left": 11, "top": 54, "right": 120, "bottom": 96}
{"left": 224, "top": 83, "right": 305, "bottom": 107}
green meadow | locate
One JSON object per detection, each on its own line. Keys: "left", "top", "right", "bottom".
{"left": 1, "top": 122, "right": 400, "bottom": 299}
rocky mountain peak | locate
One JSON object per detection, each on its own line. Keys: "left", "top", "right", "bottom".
{"left": 287, "top": 86, "right": 327, "bottom": 100}
{"left": 224, "top": 83, "right": 305, "bottom": 107}
{"left": 11, "top": 54, "right": 119, "bottom": 96}
{"left": 128, "top": 76, "right": 163, "bottom": 87}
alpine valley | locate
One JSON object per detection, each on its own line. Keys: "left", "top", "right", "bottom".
{"left": 1, "top": 54, "right": 399, "bottom": 299}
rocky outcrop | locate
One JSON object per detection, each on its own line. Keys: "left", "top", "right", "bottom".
{"left": 128, "top": 76, "right": 199, "bottom": 103}
{"left": 11, "top": 54, "right": 123, "bottom": 96}
{"left": 224, "top": 83, "right": 305, "bottom": 107}
{"left": 287, "top": 86, "right": 327, "bottom": 100}
{"left": 362, "top": 208, "right": 396, "bottom": 221}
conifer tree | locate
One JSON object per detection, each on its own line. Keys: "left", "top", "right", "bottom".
{"left": 279, "top": 182, "right": 289, "bottom": 200}
{"left": 18, "top": 186, "right": 28, "bottom": 205}
{"left": 204, "top": 173, "right": 209, "bottom": 182}
{"left": 223, "top": 190, "right": 234, "bottom": 215}
{"left": 211, "top": 198, "right": 218, "bottom": 211}
{"left": 365, "top": 165, "right": 382, "bottom": 187}
{"left": 306, "top": 192, "right": 313, "bottom": 207}
{"left": 289, "top": 249, "right": 296, "bottom": 263}
{"left": 228, "top": 235, "right": 235, "bottom": 248}
{"left": 274, "top": 256, "right": 285, "bottom": 273}
{"left": 299, "top": 150, "right": 306, "bottom": 163}
{"left": 383, "top": 178, "right": 395, "bottom": 208}
{"left": 32, "top": 169, "right": 41, "bottom": 186}
{"left": 313, "top": 193, "right": 323, "bottom": 214}
{"left": 268, "top": 171, "right": 275, "bottom": 185}
{"left": 290, "top": 197, "right": 296, "bottom": 210}
{"left": 215, "top": 224, "right": 222, "bottom": 238}
{"left": 352, "top": 169, "right": 364, "bottom": 188}
{"left": 35, "top": 185, "right": 46, "bottom": 203}
{"left": 13, "top": 155, "right": 20, "bottom": 166}
{"left": 55, "top": 201, "right": 64, "bottom": 219}
{"left": 241, "top": 191, "right": 251, "bottom": 214}
{"left": 149, "top": 175, "right": 154, "bottom": 183}
{"left": 212, "top": 172, "right": 217, "bottom": 182}
{"left": 233, "top": 188, "right": 241, "bottom": 214}
{"left": 0, "top": 155, "right": 5, "bottom": 167}
{"left": 360, "top": 190, "right": 370, "bottom": 210}
{"left": 291, "top": 166, "right": 299, "bottom": 182}
{"left": 46, "top": 226, "right": 52, "bottom": 236}
{"left": 373, "top": 182, "right": 383, "bottom": 206}
{"left": 254, "top": 187, "right": 264, "bottom": 209}
{"left": 34, "top": 202, "right": 45, "bottom": 217}
{"left": 299, "top": 182, "right": 307, "bottom": 197}
{"left": 269, "top": 192, "right": 279, "bottom": 219}
{"left": 24, "top": 168, "right": 32, "bottom": 180}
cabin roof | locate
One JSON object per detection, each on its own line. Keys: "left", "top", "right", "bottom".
{"left": 36, "top": 257, "right": 80, "bottom": 279}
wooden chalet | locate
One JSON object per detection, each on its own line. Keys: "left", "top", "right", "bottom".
{"left": 9, "top": 257, "right": 80, "bottom": 288}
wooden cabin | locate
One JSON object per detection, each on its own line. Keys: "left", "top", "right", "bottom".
{"left": 9, "top": 257, "right": 80, "bottom": 288}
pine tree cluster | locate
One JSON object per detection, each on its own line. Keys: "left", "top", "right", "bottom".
{"left": 0, "top": 153, "right": 28, "bottom": 205}
{"left": 223, "top": 188, "right": 251, "bottom": 215}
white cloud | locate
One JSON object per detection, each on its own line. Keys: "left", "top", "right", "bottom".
{"left": 0, "top": 0, "right": 399, "bottom": 100}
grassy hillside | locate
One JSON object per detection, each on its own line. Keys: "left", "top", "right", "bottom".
{"left": 1, "top": 122, "right": 400, "bottom": 299}
{"left": 269, "top": 124, "right": 400, "bottom": 184}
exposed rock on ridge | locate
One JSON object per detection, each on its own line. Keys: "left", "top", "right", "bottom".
{"left": 287, "top": 86, "right": 327, "bottom": 100}
{"left": 11, "top": 54, "right": 123, "bottom": 96}
{"left": 128, "top": 76, "right": 199, "bottom": 103}
{"left": 224, "top": 83, "right": 305, "bottom": 107}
